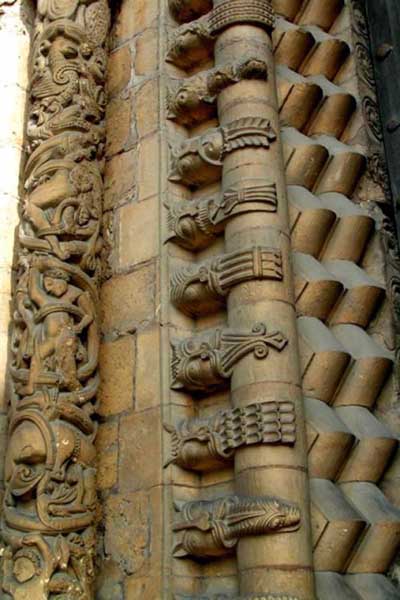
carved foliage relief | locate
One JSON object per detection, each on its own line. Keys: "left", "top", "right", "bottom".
{"left": 2, "top": 1, "right": 110, "bottom": 598}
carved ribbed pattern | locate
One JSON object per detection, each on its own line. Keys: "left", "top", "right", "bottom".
{"left": 209, "top": 0, "right": 275, "bottom": 34}
{"left": 1, "top": 2, "right": 110, "bottom": 598}
{"left": 272, "top": 0, "right": 400, "bottom": 596}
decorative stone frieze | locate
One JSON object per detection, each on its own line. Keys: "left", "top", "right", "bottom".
{"left": 1, "top": 1, "right": 110, "bottom": 598}
{"left": 166, "top": 179, "right": 278, "bottom": 250}
{"left": 169, "top": 118, "right": 277, "bottom": 187}
{"left": 170, "top": 324, "right": 288, "bottom": 392}
{"left": 173, "top": 495, "right": 300, "bottom": 559}
{"left": 164, "top": 400, "right": 296, "bottom": 471}
{"left": 167, "top": 58, "right": 268, "bottom": 126}
{"left": 171, "top": 247, "right": 283, "bottom": 316}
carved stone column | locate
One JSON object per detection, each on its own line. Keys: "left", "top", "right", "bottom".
{"left": 1, "top": 1, "right": 110, "bottom": 597}
{"left": 213, "top": 1, "right": 314, "bottom": 596}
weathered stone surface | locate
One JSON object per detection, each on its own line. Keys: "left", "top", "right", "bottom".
{"left": 98, "top": 336, "right": 136, "bottom": 416}
{"left": 101, "top": 265, "right": 156, "bottom": 333}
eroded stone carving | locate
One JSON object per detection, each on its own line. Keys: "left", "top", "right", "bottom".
{"left": 164, "top": 400, "right": 296, "bottom": 470}
{"left": 166, "top": 16, "right": 214, "bottom": 70}
{"left": 170, "top": 323, "right": 288, "bottom": 392}
{"left": 173, "top": 495, "right": 300, "bottom": 558}
{"left": 171, "top": 247, "right": 283, "bottom": 316}
{"left": 166, "top": 179, "right": 278, "bottom": 250}
{"left": 2, "top": 1, "right": 110, "bottom": 597}
{"left": 169, "top": 0, "right": 213, "bottom": 23}
{"left": 167, "top": 58, "right": 268, "bottom": 126}
{"left": 169, "top": 118, "right": 277, "bottom": 187}
{"left": 209, "top": 0, "right": 275, "bottom": 35}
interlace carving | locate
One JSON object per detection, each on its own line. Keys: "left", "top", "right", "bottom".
{"left": 164, "top": 400, "right": 296, "bottom": 470}
{"left": 2, "top": 1, "right": 110, "bottom": 598}
{"left": 170, "top": 323, "right": 288, "bottom": 392}
{"left": 173, "top": 495, "right": 301, "bottom": 558}
{"left": 167, "top": 58, "right": 268, "bottom": 126}
{"left": 166, "top": 179, "right": 278, "bottom": 250}
{"left": 169, "top": 118, "right": 277, "bottom": 187}
{"left": 171, "top": 247, "right": 283, "bottom": 316}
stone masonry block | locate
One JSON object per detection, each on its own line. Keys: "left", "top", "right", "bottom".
{"left": 98, "top": 336, "right": 135, "bottom": 416}
{"left": 106, "top": 95, "right": 136, "bottom": 157}
{"left": 119, "top": 408, "right": 162, "bottom": 492}
{"left": 136, "top": 79, "right": 159, "bottom": 138}
{"left": 118, "top": 196, "right": 159, "bottom": 269}
{"left": 104, "top": 490, "right": 150, "bottom": 576}
{"left": 101, "top": 265, "right": 156, "bottom": 333}
{"left": 104, "top": 149, "right": 137, "bottom": 210}
{"left": 107, "top": 45, "right": 132, "bottom": 97}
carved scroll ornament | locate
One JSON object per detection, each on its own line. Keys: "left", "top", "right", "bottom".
{"left": 173, "top": 495, "right": 301, "bottom": 558}
{"left": 164, "top": 400, "right": 296, "bottom": 471}
{"left": 171, "top": 323, "right": 288, "bottom": 392}
{"left": 169, "top": 118, "right": 277, "bottom": 187}
{"left": 166, "top": 179, "right": 278, "bottom": 250}
{"left": 2, "top": 1, "right": 110, "bottom": 598}
{"left": 171, "top": 247, "right": 283, "bottom": 316}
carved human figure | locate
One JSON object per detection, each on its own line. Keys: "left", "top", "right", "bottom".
{"left": 24, "top": 163, "right": 102, "bottom": 267}
{"left": 17, "top": 256, "right": 95, "bottom": 396}
{"left": 2, "top": 529, "right": 95, "bottom": 599}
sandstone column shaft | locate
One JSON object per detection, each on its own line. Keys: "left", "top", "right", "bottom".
{"left": 1, "top": 1, "right": 110, "bottom": 597}
{"left": 214, "top": 4, "right": 315, "bottom": 597}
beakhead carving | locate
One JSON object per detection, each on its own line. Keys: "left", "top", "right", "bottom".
{"left": 173, "top": 495, "right": 301, "bottom": 558}
{"left": 164, "top": 400, "right": 296, "bottom": 471}
{"left": 170, "top": 247, "right": 283, "bottom": 316}
{"left": 171, "top": 323, "right": 288, "bottom": 392}
{"left": 166, "top": 179, "right": 278, "bottom": 250}
{"left": 169, "top": 118, "right": 277, "bottom": 187}
{"left": 167, "top": 58, "right": 268, "bottom": 126}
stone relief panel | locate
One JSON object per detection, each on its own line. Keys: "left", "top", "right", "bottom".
{"left": 1, "top": 1, "right": 110, "bottom": 598}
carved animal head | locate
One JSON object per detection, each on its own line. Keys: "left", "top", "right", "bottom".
{"left": 173, "top": 495, "right": 301, "bottom": 559}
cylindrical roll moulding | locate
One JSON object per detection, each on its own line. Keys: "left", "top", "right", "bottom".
{"left": 1, "top": 1, "right": 110, "bottom": 598}
{"left": 213, "top": 1, "right": 315, "bottom": 598}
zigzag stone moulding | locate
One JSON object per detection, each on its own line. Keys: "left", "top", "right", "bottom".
{"left": 169, "top": 117, "right": 277, "bottom": 187}
{"left": 170, "top": 247, "right": 283, "bottom": 316}
{"left": 170, "top": 324, "right": 288, "bottom": 392}
{"left": 164, "top": 400, "right": 296, "bottom": 471}
{"left": 167, "top": 58, "right": 269, "bottom": 126}
{"left": 173, "top": 495, "right": 301, "bottom": 559}
{"left": 1, "top": 0, "right": 110, "bottom": 598}
{"left": 166, "top": 179, "right": 278, "bottom": 250}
